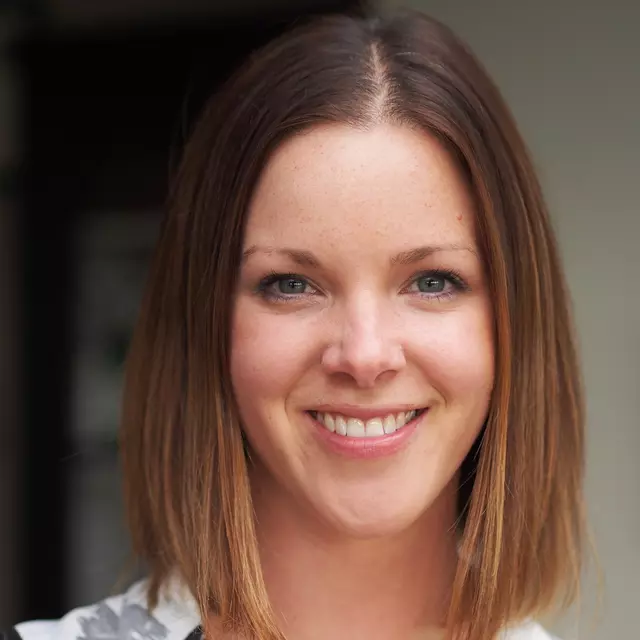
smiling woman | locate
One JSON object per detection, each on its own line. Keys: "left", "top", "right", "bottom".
{"left": 232, "top": 125, "right": 494, "bottom": 546}
{"left": 12, "top": 6, "right": 582, "bottom": 640}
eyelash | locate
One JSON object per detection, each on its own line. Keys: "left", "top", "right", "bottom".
{"left": 255, "top": 271, "right": 318, "bottom": 303}
{"left": 255, "top": 269, "right": 469, "bottom": 303}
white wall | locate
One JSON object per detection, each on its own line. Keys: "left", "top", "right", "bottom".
{"left": 399, "top": 1, "right": 640, "bottom": 638}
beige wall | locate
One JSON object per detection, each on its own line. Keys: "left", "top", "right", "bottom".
{"left": 398, "top": 0, "right": 640, "bottom": 637}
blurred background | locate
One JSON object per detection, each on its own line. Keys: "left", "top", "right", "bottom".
{"left": 0, "top": 1, "right": 637, "bottom": 639}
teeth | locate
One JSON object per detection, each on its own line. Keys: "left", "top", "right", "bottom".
{"left": 366, "top": 418, "right": 385, "bottom": 437}
{"left": 315, "top": 410, "right": 422, "bottom": 438}
{"left": 335, "top": 415, "right": 347, "bottom": 436}
{"left": 346, "top": 418, "right": 366, "bottom": 437}
{"left": 383, "top": 415, "right": 397, "bottom": 434}
{"left": 324, "top": 413, "right": 336, "bottom": 433}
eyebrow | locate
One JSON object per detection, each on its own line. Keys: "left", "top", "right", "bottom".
{"left": 242, "top": 243, "right": 476, "bottom": 267}
{"left": 242, "top": 246, "right": 322, "bottom": 267}
{"left": 390, "top": 244, "right": 477, "bottom": 265}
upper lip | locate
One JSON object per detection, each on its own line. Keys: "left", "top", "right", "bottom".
{"left": 308, "top": 405, "right": 426, "bottom": 421}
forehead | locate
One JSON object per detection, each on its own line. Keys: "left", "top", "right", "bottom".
{"left": 245, "top": 123, "right": 476, "bottom": 248}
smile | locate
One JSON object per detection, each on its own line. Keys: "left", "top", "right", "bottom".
{"left": 308, "top": 409, "right": 427, "bottom": 439}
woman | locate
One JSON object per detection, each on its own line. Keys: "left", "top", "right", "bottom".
{"left": 12, "top": 7, "right": 584, "bottom": 640}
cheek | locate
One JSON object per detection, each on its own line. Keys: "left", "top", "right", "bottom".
{"left": 230, "top": 299, "right": 317, "bottom": 403}
{"left": 411, "top": 305, "right": 494, "bottom": 403}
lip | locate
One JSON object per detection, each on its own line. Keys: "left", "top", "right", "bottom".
{"left": 308, "top": 404, "right": 425, "bottom": 421}
{"left": 306, "top": 408, "right": 426, "bottom": 460}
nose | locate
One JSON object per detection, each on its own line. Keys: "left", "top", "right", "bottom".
{"left": 321, "top": 295, "right": 406, "bottom": 388}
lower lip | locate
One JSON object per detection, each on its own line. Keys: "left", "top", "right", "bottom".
{"left": 307, "top": 411, "right": 424, "bottom": 459}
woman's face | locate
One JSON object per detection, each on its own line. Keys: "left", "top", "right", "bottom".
{"left": 231, "top": 124, "right": 494, "bottom": 537}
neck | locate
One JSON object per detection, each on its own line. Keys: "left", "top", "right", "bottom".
{"left": 250, "top": 469, "right": 459, "bottom": 640}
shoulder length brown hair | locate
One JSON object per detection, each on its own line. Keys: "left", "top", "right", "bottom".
{"left": 120, "top": 8, "right": 585, "bottom": 640}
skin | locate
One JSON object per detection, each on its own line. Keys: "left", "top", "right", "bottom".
{"left": 230, "top": 123, "right": 495, "bottom": 639}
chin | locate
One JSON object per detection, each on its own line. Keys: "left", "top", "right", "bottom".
{"left": 311, "top": 487, "right": 447, "bottom": 540}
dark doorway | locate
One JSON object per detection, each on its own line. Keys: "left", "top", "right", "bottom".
{"left": 15, "top": 0, "right": 361, "bottom": 622}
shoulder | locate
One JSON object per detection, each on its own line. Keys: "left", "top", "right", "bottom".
{"left": 501, "top": 620, "right": 561, "bottom": 640}
{"left": 13, "top": 579, "right": 200, "bottom": 640}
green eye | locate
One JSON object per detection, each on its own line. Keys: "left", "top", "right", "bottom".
{"left": 256, "top": 272, "right": 317, "bottom": 302}
{"left": 406, "top": 269, "right": 468, "bottom": 299}
{"left": 416, "top": 275, "right": 446, "bottom": 293}
{"left": 277, "top": 277, "right": 307, "bottom": 295}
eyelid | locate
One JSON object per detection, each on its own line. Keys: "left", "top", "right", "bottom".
{"left": 402, "top": 269, "right": 469, "bottom": 295}
{"left": 255, "top": 268, "right": 469, "bottom": 304}
{"left": 255, "top": 272, "right": 321, "bottom": 303}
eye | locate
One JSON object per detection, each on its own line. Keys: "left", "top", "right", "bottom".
{"left": 256, "top": 272, "right": 318, "bottom": 302}
{"left": 415, "top": 274, "right": 447, "bottom": 294}
{"left": 275, "top": 276, "right": 308, "bottom": 295}
{"left": 404, "top": 269, "right": 467, "bottom": 299}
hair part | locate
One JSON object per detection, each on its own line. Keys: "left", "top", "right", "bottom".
{"left": 120, "top": 8, "right": 585, "bottom": 640}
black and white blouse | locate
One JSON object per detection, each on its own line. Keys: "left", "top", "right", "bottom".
{"left": 8, "top": 578, "right": 559, "bottom": 640}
